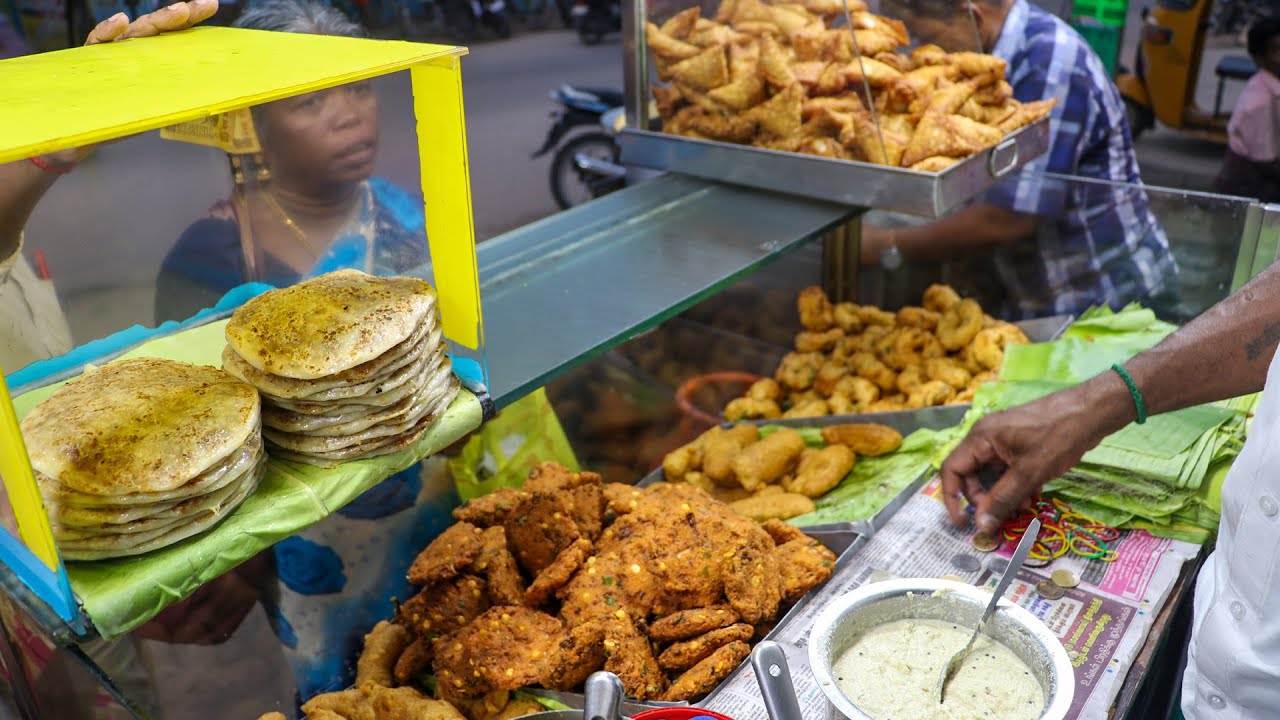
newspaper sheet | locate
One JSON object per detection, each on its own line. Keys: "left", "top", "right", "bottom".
{"left": 703, "top": 477, "right": 1201, "bottom": 720}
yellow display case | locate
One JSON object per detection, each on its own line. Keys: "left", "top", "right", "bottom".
{"left": 0, "top": 26, "right": 486, "bottom": 644}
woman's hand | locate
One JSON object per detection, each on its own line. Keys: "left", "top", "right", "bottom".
{"left": 85, "top": 0, "right": 218, "bottom": 45}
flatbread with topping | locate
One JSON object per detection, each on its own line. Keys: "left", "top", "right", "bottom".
{"left": 21, "top": 359, "right": 260, "bottom": 496}
{"left": 225, "top": 269, "right": 437, "bottom": 379}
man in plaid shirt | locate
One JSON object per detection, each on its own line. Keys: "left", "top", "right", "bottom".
{"left": 862, "top": 0, "right": 1178, "bottom": 320}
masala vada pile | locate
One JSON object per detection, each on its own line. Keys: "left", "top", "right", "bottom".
{"left": 385, "top": 462, "right": 835, "bottom": 708}
{"left": 646, "top": 1, "right": 1056, "bottom": 170}
{"left": 725, "top": 285, "right": 1029, "bottom": 419}
{"left": 222, "top": 269, "right": 460, "bottom": 467}
{"left": 22, "top": 358, "right": 264, "bottom": 560}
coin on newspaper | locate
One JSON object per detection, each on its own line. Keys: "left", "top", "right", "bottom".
{"left": 1051, "top": 569, "right": 1081, "bottom": 589}
{"left": 971, "top": 532, "right": 1000, "bottom": 552}
{"left": 1036, "top": 580, "right": 1065, "bottom": 600}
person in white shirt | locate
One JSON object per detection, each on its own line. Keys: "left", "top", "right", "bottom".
{"left": 940, "top": 260, "right": 1280, "bottom": 717}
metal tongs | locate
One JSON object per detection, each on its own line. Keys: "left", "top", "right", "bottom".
{"left": 935, "top": 516, "right": 1041, "bottom": 703}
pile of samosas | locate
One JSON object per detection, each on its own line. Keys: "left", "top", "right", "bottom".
{"left": 389, "top": 462, "right": 835, "bottom": 712}
{"left": 646, "top": 0, "right": 1056, "bottom": 171}
{"left": 725, "top": 284, "right": 1030, "bottom": 419}
{"left": 255, "top": 622, "right": 467, "bottom": 720}
{"left": 662, "top": 422, "right": 902, "bottom": 520}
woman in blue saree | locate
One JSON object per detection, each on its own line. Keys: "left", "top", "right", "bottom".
{"left": 154, "top": 0, "right": 456, "bottom": 705}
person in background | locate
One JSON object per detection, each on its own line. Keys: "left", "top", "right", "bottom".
{"left": 860, "top": 0, "right": 1178, "bottom": 320}
{"left": 156, "top": 0, "right": 452, "bottom": 705}
{"left": 1213, "top": 17, "right": 1280, "bottom": 204}
{"left": 154, "top": 0, "right": 425, "bottom": 322}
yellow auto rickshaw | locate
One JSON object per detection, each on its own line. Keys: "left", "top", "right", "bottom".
{"left": 1116, "top": 0, "right": 1260, "bottom": 142}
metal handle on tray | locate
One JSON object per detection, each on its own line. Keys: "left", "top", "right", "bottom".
{"left": 752, "top": 642, "right": 804, "bottom": 720}
{"left": 986, "top": 137, "right": 1020, "bottom": 178}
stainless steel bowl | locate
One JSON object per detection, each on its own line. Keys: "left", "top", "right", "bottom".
{"left": 806, "top": 578, "right": 1074, "bottom": 720}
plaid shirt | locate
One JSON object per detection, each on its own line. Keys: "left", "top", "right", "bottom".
{"left": 985, "top": 0, "right": 1178, "bottom": 319}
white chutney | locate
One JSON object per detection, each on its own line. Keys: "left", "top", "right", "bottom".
{"left": 831, "top": 618, "right": 1045, "bottom": 720}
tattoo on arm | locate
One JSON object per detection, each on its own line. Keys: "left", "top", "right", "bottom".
{"left": 1246, "top": 322, "right": 1280, "bottom": 361}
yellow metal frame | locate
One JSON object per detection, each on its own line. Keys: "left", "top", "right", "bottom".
{"left": 0, "top": 27, "right": 481, "bottom": 596}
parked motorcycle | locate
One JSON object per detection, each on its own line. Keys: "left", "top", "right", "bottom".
{"left": 572, "top": 0, "right": 620, "bottom": 45}
{"left": 534, "top": 85, "right": 627, "bottom": 210}
{"left": 439, "top": 0, "right": 511, "bottom": 41}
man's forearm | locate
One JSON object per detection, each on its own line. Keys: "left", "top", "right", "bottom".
{"left": 0, "top": 160, "right": 60, "bottom": 261}
{"left": 1079, "top": 261, "right": 1280, "bottom": 436}
{"left": 891, "top": 203, "right": 1040, "bottom": 263}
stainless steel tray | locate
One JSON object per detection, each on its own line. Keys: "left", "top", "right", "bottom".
{"left": 521, "top": 527, "right": 866, "bottom": 713}
{"left": 617, "top": 117, "right": 1050, "bottom": 218}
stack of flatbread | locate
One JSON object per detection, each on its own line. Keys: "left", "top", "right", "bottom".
{"left": 221, "top": 269, "right": 460, "bottom": 467}
{"left": 21, "top": 358, "right": 264, "bottom": 561}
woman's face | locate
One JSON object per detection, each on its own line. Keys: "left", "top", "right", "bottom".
{"left": 260, "top": 81, "right": 380, "bottom": 191}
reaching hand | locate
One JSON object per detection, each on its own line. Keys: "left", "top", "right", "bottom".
{"left": 938, "top": 380, "right": 1126, "bottom": 534}
{"left": 85, "top": 0, "right": 218, "bottom": 45}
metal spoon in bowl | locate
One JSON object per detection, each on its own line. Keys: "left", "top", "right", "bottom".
{"left": 936, "top": 517, "right": 1041, "bottom": 704}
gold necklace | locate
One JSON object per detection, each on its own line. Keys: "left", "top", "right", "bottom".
{"left": 262, "top": 191, "right": 326, "bottom": 256}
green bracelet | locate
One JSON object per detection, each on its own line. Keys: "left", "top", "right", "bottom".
{"left": 1111, "top": 364, "right": 1147, "bottom": 424}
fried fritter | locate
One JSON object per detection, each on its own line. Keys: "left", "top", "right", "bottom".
{"left": 357, "top": 621, "right": 412, "bottom": 689}
{"left": 395, "top": 574, "right": 489, "bottom": 640}
{"left": 475, "top": 527, "right": 526, "bottom": 607}
{"left": 761, "top": 518, "right": 808, "bottom": 545}
{"left": 657, "top": 623, "right": 754, "bottom": 671}
{"left": 567, "top": 481, "right": 606, "bottom": 540}
{"left": 776, "top": 537, "right": 837, "bottom": 602}
{"left": 407, "top": 522, "right": 485, "bottom": 585}
{"left": 542, "top": 621, "right": 607, "bottom": 690}
{"left": 366, "top": 685, "right": 467, "bottom": 720}
{"left": 729, "top": 492, "right": 815, "bottom": 521}
{"left": 731, "top": 428, "right": 805, "bottom": 492}
{"left": 526, "top": 537, "right": 594, "bottom": 606}
{"left": 722, "top": 524, "right": 782, "bottom": 623}
{"left": 662, "top": 434, "right": 705, "bottom": 481}
{"left": 302, "top": 688, "right": 374, "bottom": 720}
{"left": 603, "top": 615, "right": 668, "bottom": 700}
{"left": 820, "top": 423, "right": 903, "bottom": 457}
{"left": 603, "top": 483, "right": 644, "bottom": 515}
{"left": 663, "top": 640, "right": 751, "bottom": 701}
{"left": 434, "top": 607, "right": 565, "bottom": 699}
{"left": 524, "top": 462, "right": 591, "bottom": 494}
{"left": 797, "top": 286, "right": 834, "bottom": 331}
{"left": 724, "top": 397, "right": 783, "bottom": 421}
{"left": 394, "top": 636, "right": 434, "bottom": 685}
{"left": 648, "top": 605, "right": 742, "bottom": 642}
{"left": 505, "top": 493, "right": 582, "bottom": 575}
{"left": 783, "top": 444, "right": 855, "bottom": 498}
{"left": 702, "top": 423, "right": 760, "bottom": 486}
{"left": 453, "top": 488, "right": 531, "bottom": 527}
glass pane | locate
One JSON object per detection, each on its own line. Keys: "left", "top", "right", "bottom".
{"left": 864, "top": 173, "right": 1254, "bottom": 320}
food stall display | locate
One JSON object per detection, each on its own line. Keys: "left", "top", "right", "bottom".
{"left": 644, "top": 2, "right": 1054, "bottom": 171}
{"left": 4, "top": 6, "right": 1280, "bottom": 720}
{"left": 0, "top": 26, "right": 489, "bottom": 703}
{"left": 723, "top": 284, "right": 1027, "bottom": 420}
{"left": 660, "top": 422, "right": 903, "bottom": 521}
{"left": 619, "top": 0, "right": 1054, "bottom": 215}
